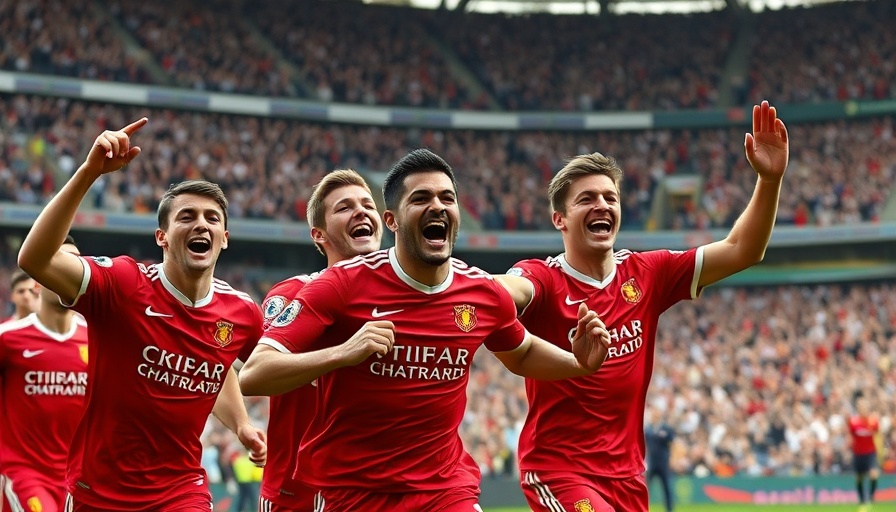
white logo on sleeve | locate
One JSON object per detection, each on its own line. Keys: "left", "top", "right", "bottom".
{"left": 270, "top": 300, "right": 301, "bottom": 327}
{"left": 371, "top": 307, "right": 404, "bottom": 318}
{"left": 145, "top": 306, "right": 174, "bottom": 318}
{"left": 564, "top": 295, "right": 587, "bottom": 305}
{"left": 23, "top": 349, "right": 45, "bottom": 358}
{"left": 92, "top": 256, "right": 113, "bottom": 267}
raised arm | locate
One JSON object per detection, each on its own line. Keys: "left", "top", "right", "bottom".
{"left": 494, "top": 303, "right": 609, "bottom": 380}
{"left": 18, "top": 118, "right": 148, "bottom": 303}
{"left": 239, "top": 320, "right": 395, "bottom": 396}
{"left": 699, "top": 101, "right": 789, "bottom": 287}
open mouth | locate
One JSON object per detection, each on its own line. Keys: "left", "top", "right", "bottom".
{"left": 587, "top": 219, "right": 613, "bottom": 235}
{"left": 187, "top": 237, "right": 212, "bottom": 254}
{"left": 422, "top": 221, "right": 448, "bottom": 243}
{"left": 350, "top": 223, "right": 374, "bottom": 239}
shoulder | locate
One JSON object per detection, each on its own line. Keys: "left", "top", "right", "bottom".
{"left": 0, "top": 316, "right": 34, "bottom": 337}
{"left": 212, "top": 278, "right": 260, "bottom": 310}
{"left": 333, "top": 250, "right": 390, "bottom": 273}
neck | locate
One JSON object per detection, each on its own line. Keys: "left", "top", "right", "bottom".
{"left": 162, "top": 260, "right": 213, "bottom": 304}
{"left": 36, "top": 307, "right": 73, "bottom": 334}
{"left": 563, "top": 247, "right": 615, "bottom": 282}
{"left": 15, "top": 307, "right": 30, "bottom": 320}
{"left": 394, "top": 246, "right": 449, "bottom": 287}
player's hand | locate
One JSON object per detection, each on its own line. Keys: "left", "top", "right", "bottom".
{"left": 570, "top": 302, "right": 610, "bottom": 373}
{"left": 83, "top": 117, "right": 148, "bottom": 175}
{"left": 236, "top": 424, "right": 267, "bottom": 467}
{"left": 745, "top": 100, "right": 789, "bottom": 182}
{"left": 337, "top": 320, "right": 395, "bottom": 367}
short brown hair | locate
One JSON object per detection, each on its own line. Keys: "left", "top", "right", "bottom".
{"left": 548, "top": 152, "right": 624, "bottom": 214}
{"left": 157, "top": 181, "right": 229, "bottom": 229}
{"left": 10, "top": 269, "right": 33, "bottom": 289}
{"left": 306, "top": 169, "right": 373, "bottom": 255}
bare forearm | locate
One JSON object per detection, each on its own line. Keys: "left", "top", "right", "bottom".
{"left": 727, "top": 177, "right": 782, "bottom": 258}
{"left": 212, "top": 368, "right": 251, "bottom": 433}
{"left": 496, "top": 337, "right": 589, "bottom": 380}
{"left": 239, "top": 345, "right": 348, "bottom": 396}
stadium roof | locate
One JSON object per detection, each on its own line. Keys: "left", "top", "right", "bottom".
{"left": 365, "top": 0, "right": 859, "bottom": 15}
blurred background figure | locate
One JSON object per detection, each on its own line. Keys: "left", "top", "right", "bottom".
{"left": 645, "top": 406, "right": 676, "bottom": 512}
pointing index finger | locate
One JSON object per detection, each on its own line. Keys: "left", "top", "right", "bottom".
{"left": 122, "top": 117, "right": 148, "bottom": 136}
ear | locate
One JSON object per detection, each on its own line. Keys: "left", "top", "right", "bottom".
{"left": 310, "top": 227, "right": 327, "bottom": 245}
{"left": 383, "top": 210, "right": 398, "bottom": 233}
{"left": 551, "top": 211, "right": 566, "bottom": 232}
{"left": 155, "top": 228, "right": 167, "bottom": 248}
{"left": 221, "top": 230, "right": 229, "bottom": 250}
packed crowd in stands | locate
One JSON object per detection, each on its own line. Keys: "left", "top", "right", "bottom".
{"left": 2, "top": 0, "right": 892, "bottom": 111}
{"left": 1, "top": 94, "right": 894, "bottom": 232}
{"left": 745, "top": 0, "right": 896, "bottom": 105}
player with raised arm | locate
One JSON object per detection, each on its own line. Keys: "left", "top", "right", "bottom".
{"left": 240, "top": 148, "right": 611, "bottom": 512}
{"left": 1, "top": 236, "right": 87, "bottom": 512}
{"left": 259, "top": 169, "right": 382, "bottom": 512}
{"left": 498, "top": 100, "right": 789, "bottom": 511}
{"left": 17, "top": 118, "right": 266, "bottom": 512}
{"left": 3, "top": 269, "right": 40, "bottom": 324}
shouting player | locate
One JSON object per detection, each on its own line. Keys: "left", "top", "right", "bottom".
{"left": 499, "top": 100, "right": 789, "bottom": 511}
{"left": 258, "top": 169, "right": 382, "bottom": 512}
{"left": 18, "top": 118, "right": 266, "bottom": 512}
{"left": 1, "top": 236, "right": 87, "bottom": 512}
{"left": 240, "top": 148, "right": 611, "bottom": 511}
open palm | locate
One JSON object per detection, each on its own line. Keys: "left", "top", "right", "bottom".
{"left": 745, "top": 100, "right": 789, "bottom": 181}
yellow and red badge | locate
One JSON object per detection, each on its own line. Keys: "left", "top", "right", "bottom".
{"left": 454, "top": 305, "right": 477, "bottom": 332}
{"left": 79, "top": 345, "right": 89, "bottom": 364}
{"left": 621, "top": 277, "right": 642, "bottom": 304}
{"left": 574, "top": 499, "right": 594, "bottom": 512}
{"left": 214, "top": 320, "right": 234, "bottom": 347}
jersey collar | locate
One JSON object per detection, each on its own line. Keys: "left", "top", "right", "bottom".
{"left": 157, "top": 264, "right": 214, "bottom": 308}
{"left": 557, "top": 253, "right": 616, "bottom": 289}
{"left": 388, "top": 247, "right": 454, "bottom": 294}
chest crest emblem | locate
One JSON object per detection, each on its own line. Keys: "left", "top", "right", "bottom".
{"left": 454, "top": 305, "right": 477, "bottom": 333}
{"left": 621, "top": 278, "right": 642, "bottom": 304}
{"left": 214, "top": 320, "right": 234, "bottom": 347}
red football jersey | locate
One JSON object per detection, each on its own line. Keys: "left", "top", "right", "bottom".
{"left": 0, "top": 314, "right": 89, "bottom": 481}
{"left": 849, "top": 415, "right": 879, "bottom": 455}
{"left": 511, "top": 249, "right": 701, "bottom": 478}
{"left": 262, "top": 249, "right": 526, "bottom": 492}
{"left": 66, "top": 256, "right": 263, "bottom": 510}
{"left": 259, "top": 273, "right": 320, "bottom": 509}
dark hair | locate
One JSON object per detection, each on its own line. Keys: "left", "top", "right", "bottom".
{"left": 157, "top": 181, "right": 229, "bottom": 229}
{"left": 10, "top": 269, "right": 33, "bottom": 288}
{"left": 63, "top": 234, "right": 77, "bottom": 247}
{"left": 382, "top": 149, "right": 457, "bottom": 210}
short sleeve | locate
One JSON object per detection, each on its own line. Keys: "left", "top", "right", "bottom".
{"left": 261, "top": 270, "right": 344, "bottom": 354}
{"left": 71, "top": 256, "right": 144, "bottom": 317}
{"left": 483, "top": 280, "right": 527, "bottom": 353}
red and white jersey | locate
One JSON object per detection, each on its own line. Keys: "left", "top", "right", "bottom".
{"left": 66, "top": 256, "right": 263, "bottom": 511}
{"left": 0, "top": 314, "right": 88, "bottom": 480}
{"left": 848, "top": 415, "right": 879, "bottom": 455}
{"left": 511, "top": 248, "right": 703, "bottom": 478}
{"left": 262, "top": 248, "right": 526, "bottom": 492}
{"left": 259, "top": 272, "right": 320, "bottom": 509}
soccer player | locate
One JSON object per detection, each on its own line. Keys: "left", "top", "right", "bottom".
{"left": 3, "top": 269, "right": 40, "bottom": 323}
{"left": 1, "top": 236, "right": 87, "bottom": 512}
{"left": 499, "top": 100, "right": 789, "bottom": 511}
{"left": 17, "top": 118, "right": 266, "bottom": 512}
{"left": 258, "top": 169, "right": 382, "bottom": 512}
{"left": 849, "top": 396, "right": 880, "bottom": 512}
{"left": 240, "top": 148, "right": 611, "bottom": 512}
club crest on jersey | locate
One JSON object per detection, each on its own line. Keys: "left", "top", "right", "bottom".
{"left": 454, "top": 304, "right": 477, "bottom": 332}
{"left": 27, "top": 496, "right": 43, "bottom": 512}
{"left": 574, "top": 499, "right": 594, "bottom": 512}
{"left": 79, "top": 345, "right": 89, "bottom": 364}
{"left": 214, "top": 320, "right": 234, "bottom": 347}
{"left": 621, "top": 278, "right": 642, "bottom": 304}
